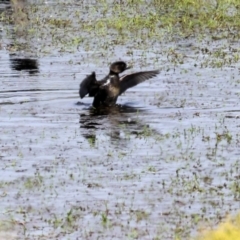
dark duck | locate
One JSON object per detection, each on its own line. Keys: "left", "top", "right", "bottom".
{"left": 79, "top": 61, "right": 159, "bottom": 108}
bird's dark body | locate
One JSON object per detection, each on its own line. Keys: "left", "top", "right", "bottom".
{"left": 79, "top": 61, "right": 159, "bottom": 108}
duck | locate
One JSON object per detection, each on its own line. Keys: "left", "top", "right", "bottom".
{"left": 79, "top": 61, "right": 159, "bottom": 108}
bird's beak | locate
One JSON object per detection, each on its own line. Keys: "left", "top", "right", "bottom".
{"left": 126, "top": 65, "right": 132, "bottom": 70}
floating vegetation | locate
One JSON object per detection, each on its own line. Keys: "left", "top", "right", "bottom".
{"left": 196, "top": 214, "right": 240, "bottom": 240}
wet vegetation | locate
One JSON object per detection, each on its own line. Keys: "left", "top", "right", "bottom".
{"left": 1, "top": 0, "right": 240, "bottom": 57}
{"left": 0, "top": 0, "right": 240, "bottom": 239}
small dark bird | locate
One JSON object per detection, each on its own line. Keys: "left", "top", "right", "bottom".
{"left": 79, "top": 61, "right": 159, "bottom": 108}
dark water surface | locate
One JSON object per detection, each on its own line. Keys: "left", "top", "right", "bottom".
{"left": 0, "top": 1, "right": 240, "bottom": 239}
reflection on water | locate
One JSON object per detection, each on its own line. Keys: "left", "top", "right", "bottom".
{"left": 79, "top": 104, "right": 153, "bottom": 148}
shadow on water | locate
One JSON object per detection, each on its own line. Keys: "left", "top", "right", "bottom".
{"left": 1, "top": 0, "right": 39, "bottom": 76}
{"left": 79, "top": 104, "right": 156, "bottom": 148}
{"left": 9, "top": 55, "right": 39, "bottom": 74}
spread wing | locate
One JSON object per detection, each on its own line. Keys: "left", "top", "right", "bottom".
{"left": 79, "top": 72, "right": 110, "bottom": 99}
{"left": 119, "top": 70, "right": 159, "bottom": 95}
{"left": 79, "top": 72, "right": 96, "bottom": 98}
